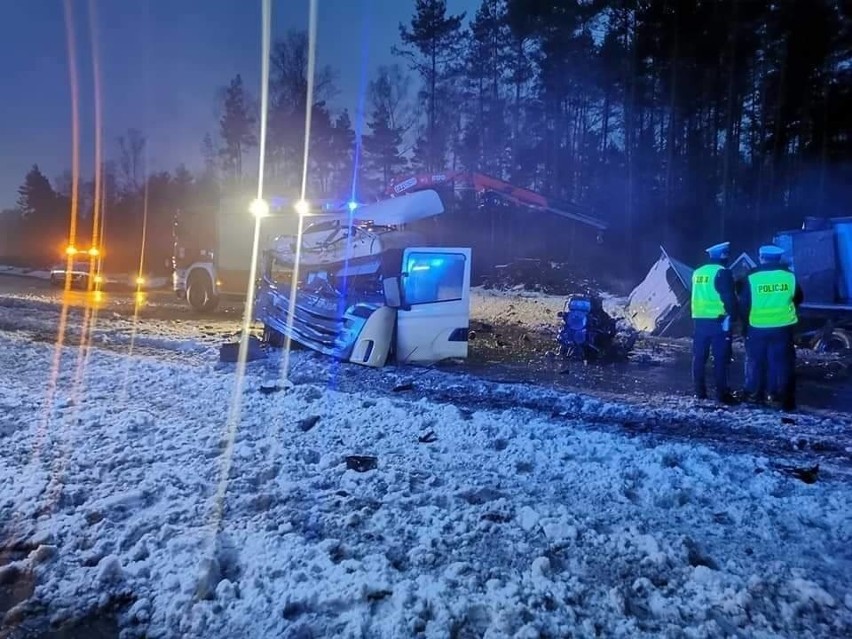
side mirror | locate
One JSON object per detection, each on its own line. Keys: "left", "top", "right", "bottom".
{"left": 383, "top": 275, "right": 409, "bottom": 310}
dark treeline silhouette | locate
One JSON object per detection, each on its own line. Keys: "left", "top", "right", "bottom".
{"left": 2, "top": 0, "right": 849, "bottom": 278}
{"left": 391, "top": 0, "right": 851, "bottom": 271}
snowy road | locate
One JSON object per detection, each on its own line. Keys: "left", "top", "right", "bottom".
{"left": 2, "top": 275, "right": 851, "bottom": 411}
{"left": 1, "top": 274, "right": 851, "bottom": 638}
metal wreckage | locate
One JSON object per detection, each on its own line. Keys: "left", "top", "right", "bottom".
{"left": 248, "top": 172, "right": 634, "bottom": 368}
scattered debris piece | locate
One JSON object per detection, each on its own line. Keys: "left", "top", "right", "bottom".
{"left": 392, "top": 381, "right": 414, "bottom": 393}
{"left": 345, "top": 456, "right": 378, "bottom": 473}
{"left": 259, "top": 383, "right": 281, "bottom": 395}
{"left": 554, "top": 294, "right": 636, "bottom": 362}
{"left": 298, "top": 416, "right": 321, "bottom": 432}
{"left": 778, "top": 463, "right": 820, "bottom": 484}
{"left": 418, "top": 431, "right": 438, "bottom": 444}
{"left": 219, "top": 336, "right": 266, "bottom": 363}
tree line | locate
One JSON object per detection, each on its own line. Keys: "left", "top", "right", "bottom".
{"left": 4, "top": 0, "right": 850, "bottom": 276}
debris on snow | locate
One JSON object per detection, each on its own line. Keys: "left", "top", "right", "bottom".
{"left": 297, "top": 415, "right": 321, "bottom": 432}
{"left": 0, "top": 292, "right": 850, "bottom": 639}
{"left": 778, "top": 463, "right": 821, "bottom": 484}
{"left": 219, "top": 336, "right": 266, "bottom": 363}
{"left": 345, "top": 455, "right": 378, "bottom": 473}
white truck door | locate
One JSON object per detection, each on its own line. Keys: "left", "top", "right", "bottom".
{"left": 395, "top": 247, "right": 471, "bottom": 364}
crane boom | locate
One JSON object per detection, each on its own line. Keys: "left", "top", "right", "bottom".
{"left": 386, "top": 171, "right": 608, "bottom": 231}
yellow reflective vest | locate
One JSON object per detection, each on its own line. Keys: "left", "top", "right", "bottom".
{"left": 747, "top": 269, "right": 798, "bottom": 328}
{"left": 691, "top": 264, "right": 725, "bottom": 319}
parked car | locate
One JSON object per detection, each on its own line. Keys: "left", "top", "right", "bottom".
{"left": 49, "top": 246, "right": 101, "bottom": 290}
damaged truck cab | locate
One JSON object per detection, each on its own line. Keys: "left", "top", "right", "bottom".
{"left": 253, "top": 189, "right": 472, "bottom": 368}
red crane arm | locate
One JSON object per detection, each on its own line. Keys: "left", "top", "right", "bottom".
{"left": 386, "top": 171, "right": 607, "bottom": 231}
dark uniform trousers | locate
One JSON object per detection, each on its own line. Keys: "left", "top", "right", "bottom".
{"left": 692, "top": 318, "right": 731, "bottom": 396}
{"left": 744, "top": 326, "right": 796, "bottom": 407}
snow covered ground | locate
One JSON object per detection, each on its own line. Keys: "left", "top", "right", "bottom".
{"left": 1, "top": 289, "right": 851, "bottom": 638}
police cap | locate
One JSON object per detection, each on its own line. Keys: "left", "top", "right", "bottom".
{"left": 705, "top": 241, "right": 730, "bottom": 259}
{"left": 758, "top": 245, "right": 784, "bottom": 262}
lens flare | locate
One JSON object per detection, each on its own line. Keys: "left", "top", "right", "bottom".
{"left": 209, "top": 0, "right": 274, "bottom": 537}
{"left": 281, "top": 0, "right": 319, "bottom": 383}
{"left": 294, "top": 199, "right": 310, "bottom": 216}
{"left": 249, "top": 198, "right": 270, "bottom": 218}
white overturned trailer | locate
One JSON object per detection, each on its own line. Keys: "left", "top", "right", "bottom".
{"left": 254, "top": 190, "right": 473, "bottom": 367}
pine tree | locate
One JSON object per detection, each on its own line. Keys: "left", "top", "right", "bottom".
{"left": 363, "top": 65, "right": 411, "bottom": 192}
{"left": 460, "top": 0, "right": 511, "bottom": 174}
{"left": 268, "top": 30, "right": 337, "bottom": 189}
{"left": 200, "top": 133, "right": 219, "bottom": 181}
{"left": 16, "top": 165, "right": 56, "bottom": 219}
{"left": 395, "top": 0, "right": 466, "bottom": 171}
{"left": 218, "top": 74, "right": 257, "bottom": 182}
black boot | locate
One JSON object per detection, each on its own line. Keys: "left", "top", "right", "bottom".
{"left": 717, "top": 391, "right": 738, "bottom": 406}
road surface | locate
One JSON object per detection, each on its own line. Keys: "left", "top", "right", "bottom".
{"left": 1, "top": 272, "right": 850, "bottom": 414}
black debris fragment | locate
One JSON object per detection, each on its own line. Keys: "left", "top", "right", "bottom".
{"left": 345, "top": 456, "right": 378, "bottom": 473}
{"left": 298, "top": 416, "right": 321, "bottom": 432}
{"left": 778, "top": 463, "right": 820, "bottom": 484}
{"left": 684, "top": 537, "right": 719, "bottom": 570}
{"left": 392, "top": 381, "right": 414, "bottom": 393}
{"left": 367, "top": 589, "right": 393, "bottom": 602}
{"left": 219, "top": 336, "right": 266, "bottom": 363}
{"left": 418, "top": 431, "right": 438, "bottom": 444}
{"left": 481, "top": 511, "right": 513, "bottom": 524}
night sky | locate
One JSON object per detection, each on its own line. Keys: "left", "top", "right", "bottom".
{"left": 0, "top": 0, "right": 478, "bottom": 209}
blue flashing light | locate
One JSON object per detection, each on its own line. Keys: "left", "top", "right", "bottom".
{"left": 347, "top": 201, "right": 359, "bottom": 212}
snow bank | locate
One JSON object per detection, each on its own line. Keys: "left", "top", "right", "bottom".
{"left": 1, "top": 330, "right": 850, "bottom": 638}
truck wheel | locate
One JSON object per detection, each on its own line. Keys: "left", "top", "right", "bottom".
{"left": 186, "top": 271, "right": 219, "bottom": 312}
{"left": 814, "top": 328, "right": 852, "bottom": 353}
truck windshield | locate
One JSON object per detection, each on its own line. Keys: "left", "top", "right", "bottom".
{"left": 266, "top": 256, "right": 293, "bottom": 286}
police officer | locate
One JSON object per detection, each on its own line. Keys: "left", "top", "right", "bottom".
{"left": 691, "top": 241, "right": 738, "bottom": 403}
{"left": 739, "top": 245, "right": 803, "bottom": 411}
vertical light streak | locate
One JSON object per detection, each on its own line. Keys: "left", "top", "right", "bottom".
{"left": 120, "top": 0, "right": 152, "bottom": 402}
{"left": 32, "top": 0, "right": 82, "bottom": 473}
{"left": 281, "top": 0, "right": 319, "bottom": 381}
{"left": 210, "top": 0, "right": 273, "bottom": 533}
